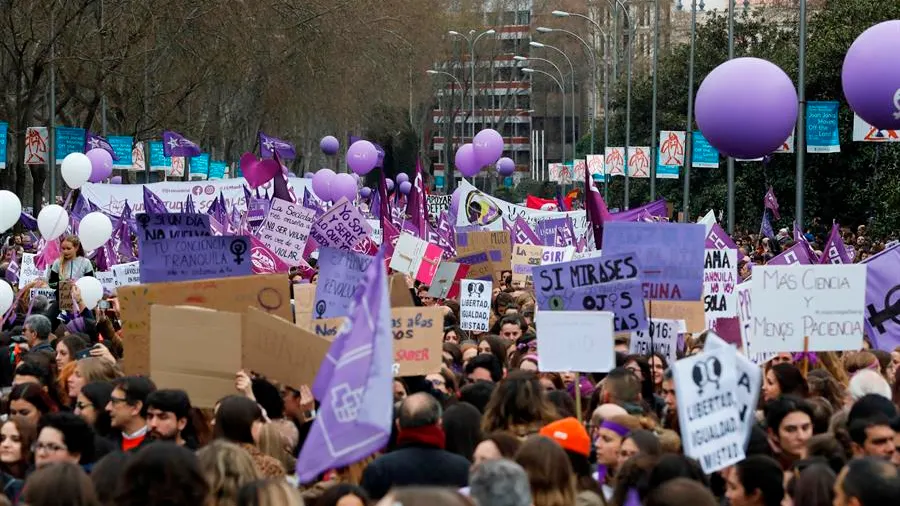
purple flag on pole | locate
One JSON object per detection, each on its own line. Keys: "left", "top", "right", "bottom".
{"left": 403, "top": 159, "right": 428, "bottom": 238}
{"left": 161, "top": 130, "right": 202, "bottom": 158}
{"left": 143, "top": 187, "right": 168, "bottom": 214}
{"left": 793, "top": 221, "right": 818, "bottom": 262}
{"left": 184, "top": 194, "right": 196, "bottom": 214}
{"left": 764, "top": 186, "right": 780, "bottom": 220}
{"left": 584, "top": 167, "right": 611, "bottom": 249}
{"left": 862, "top": 244, "right": 900, "bottom": 351}
{"left": 760, "top": 210, "right": 775, "bottom": 239}
{"left": 258, "top": 131, "right": 297, "bottom": 159}
{"left": 768, "top": 242, "right": 813, "bottom": 265}
{"left": 705, "top": 223, "right": 738, "bottom": 250}
{"left": 4, "top": 250, "right": 18, "bottom": 285}
{"left": 85, "top": 131, "right": 119, "bottom": 161}
{"left": 513, "top": 217, "right": 542, "bottom": 246}
{"left": 296, "top": 247, "right": 392, "bottom": 482}
{"left": 555, "top": 186, "right": 569, "bottom": 212}
{"left": 19, "top": 212, "right": 37, "bottom": 231}
{"left": 819, "top": 223, "right": 851, "bottom": 264}
{"left": 71, "top": 193, "right": 93, "bottom": 221}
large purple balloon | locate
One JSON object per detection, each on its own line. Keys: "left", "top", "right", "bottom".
{"left": 109, "top": 176, "right": 122, "bottom": 184}
{"left": 312, "top": 168, "right": 336, "bottom": 201}
{"left": 86, "top": 149, "right": 113, "bottom": 183}
{"left": 450, "top": 186, "right": 464, "bottom": 218}
{"left": 396, "top": 173, "right": 410, "bottom": 184}
{"left": 320, "top": 136, "right": 339, "bottom": 156}
{"left": 695, "top": 57, "right": 798, "bottom": 159}
{"left": 842, "top": 21, "right": 900, "bottom": 130}
{"left": 331, "top": 173, "right": 358, "bottom": 202}
{"left": 346, "top": 140, "right": 378, "bottom": 176}
{"left": 359, "top": 187, "right": 373, "bottom": 198}
{"left": 472, "top": 129, "right": 504, "bottom": 167}
{"left": 399, "top": 181, "right": 412, "bottom": 195}
{"left": 496, "top": 157, "right": 516, "bottom": 176}
{"left": 385, "top": 178, "right": 395, "bottom": 192}
{"left": 454, "top": 143, "right": 481, "bottom": 177}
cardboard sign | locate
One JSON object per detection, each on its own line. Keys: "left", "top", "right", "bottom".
{"left": 293, "top": 284, "right": 316, "bottom": 329}
{"left": 602, "top": 222, "right": 706, "bottom": 301}
{"left": 257, "top": 197, "right": 315, "bottom": 265}
{"left": 459, "top": 280, "right": 492, "bottom": 332}
{"left": 150, "top": 305, "right": 241, "bottom": 408}
{"left": 534, "top": 311, "right": 615, "bottom": 372}
{"left": 311, "top": 317, "right": 346, "bottom": 339}
{"left": 703, "top": 249, "right": 738, "bottom": 328}
{"left": 453, "top": 251, "right": 495, "bottom": 282}
{"left": 119, "top": 274, "right": 291, "bottom": 375}
{"left": 136, "top": 213, "right": 210, "bottom": 250}
{"left": 427, "top": 262, "right": 469, "bottom": 300}
{"left": 391, "top": 307, "right": 442, "bottom": 376}
{"left": 512, "top": 244, "right": 543, "bottom": 284}
{"left": 18, "top": 253, "right": 43, "bottom": 286}
{"left": 673, "top": 344, "right": 745, "bottom": 473}
{"left": 752, "top": 265, "right": 866, "bottom": 352}
{"left": 532, "top": 252, "right": 648, "bottom": 332}
{"left": 389, "top": 233, "right": 442, "bottom": 284}
{"left": 314, "top": 247, "right": 374, "bottom": 319}
{"left": 308, "top": 197, "right": 373, "bottom": 251}
{"left": 59, "top": 280, "right": 73, "bottom": 312}
{"left": 645, "top": 300, "right": 706, "bottom": 334}
{"left": 139, "top": 235, "right": 251, "bottom": 284}
{"left": 629, "top": 318, "right": 679, "bottom": 364}
{"left": 242, "top": 307, "right": 332, "bottom": 390}
{"left": 389, "top": 273, "right": 415, "bottom": 307}
{"left": 456, "top": 230, "right": 511, "bottom": 275}
{"left": 705, "top": 332, "right": 762, "bottom": 447}
{"left": 112, "top": 261, "right": 140, "bottom": 287}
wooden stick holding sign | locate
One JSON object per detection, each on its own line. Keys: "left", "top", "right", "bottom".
{"left": 575, "top": 373, "right": 582, "bottom": 423}
{"left": 802, "top": 335, "right": 810, "bottom": 378}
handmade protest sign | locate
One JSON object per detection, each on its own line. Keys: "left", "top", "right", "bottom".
{"left": 629, "top": 318, "right": 679, "bottom": 364}
{"left": 59, "top": 281, "right": 73, "bottom": 312}
{"left": 257, "top": 197, "right": 315, "bottom": 265}
{"left": 388, "top": 233, "right": 442, "bottom": 284}
{"left": 392, "top": 307, "right": 442, "bottom": 376}
{"left": 95, "top": 271, "right": 117, "bottom": 293}
{"left": 705, "top": 331, "right": 761, "bottom": 447}
{"left": 293, "top": 284, "right": 316, "bottom": 329}
{"left": 703, "top": 248, "right": 738, "bottom": 327}
{"left": 247, "top": 198, "right": 270, "bottom": 231}
{"left": 735, "top": 283, "right": 774, "bottom": 364}
{"left": 512, "top": 244, "right": 543, "bottom": 284}
{"left": 135, "top": 213, "right": 210, "bottom": 251}
{"left": 534, "top": 311, "right": 615, "bottom": 372}
{"left": 602, "top": 222, "right": 706, "bottom": 300}
{"left": 427, "top": 262, "right": 469, "bottom": 300}
{"left": 542, "top": 246, "right": 575, "bottom": 265}
{"left": 30, "top": 288, "right": 55, "bottom": 301}
{"left": 308, "top": 197, "right": 373, "bottom": 252}
{"left": 311, "top": 317, "right": 345, "bottom": 339}
{"left": 673, "top": 344, "right": 746, "bottom": 473}
{"left": 18, "top": 253, "right": 42, "bottom": 286}
{"left": 111, "top": 261, "right": 140, "bottom": 287}
{"left": 314, "top": 247, "right": 374, "bottom": 319}
{"left": 646, "top": 300, "right": 705, "bottom": 333}
{"left": 752, "top": 265, "right": 866, "bottom": 352}
{"left": 861, "top": 245, "right": 900, "bottom": 351}
{"left": 456, "top": 230, "right": 512, "bottom": 277}
{"left": 453, "top": 251, "right": 494, "bottom": 282}
{"left": 427, "top": 194, "right": 452, "bottom": 216}
{"left": 460, "top": 280, "right": 492, "bottom": 332}
{"left": 139, "top": 235, "right": 251, "bottom": 284}
{"left": 532, "top": 252, "right": 647, "bottom": 332}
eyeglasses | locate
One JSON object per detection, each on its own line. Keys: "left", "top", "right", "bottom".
{"left": 75, "top": 401, "right": 93, "bottom": 410}
{"left": 32, "top": 442, "right": 67, "bottom": 453}
{"left": 108, "top": 396, "right": 128, "bottom": 405}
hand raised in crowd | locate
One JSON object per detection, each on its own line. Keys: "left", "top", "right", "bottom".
{"left": 89, "top": 343, "right": 116, "bottom": 365}
{"left": 235, "top": 370, "right": 255, "bottom": 401}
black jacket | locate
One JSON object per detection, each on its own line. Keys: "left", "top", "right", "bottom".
{"left": 361, "top": 443, "right": 470, "bottom": 499}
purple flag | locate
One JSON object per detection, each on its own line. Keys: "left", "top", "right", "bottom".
{"left": 161, "top": 130, "right": 202, "bottom": 158}
{"left": 768, "top": 242, "right": 813, "bottom": 265}
{"left": 258, "top": 131, "right": 297, "bottom": 159}
{"left": 214, "top": 192, "right": 229, "bottom": 228}
{"left": 705, "top": 223, "right": 738, "bottom": 250}
{"left": 555, "top": 186, "right": 569, "bottom": 212}
{"left": 584, "top": 165, "right": 612, "bottom": 249}
{"left": 764, "top": 186, "right": 780, "bottom": 220}
{"left": 184, "top": 194, "right": 196, "bottom": 214}
{"left": 793, "top": 221, "right": 818, "bottom": 262}
{"left": 243, "top": 185, "right": 253, "bottom": 209}
{"left": 71, "top": 193, "right": 93, "bottom": 221}
{"left": 143, "top": 187, "right": 168, "bottom": 214}
{"left": 296, "top": 247, "right": 392, "bottom": 483}
{"left": 862, "top": 244, "right": 900, "bottom": 351}
{"left": 512, "top": 217, "right": 542, "bottom": 246}
{"left": 19, "top": 212, "right": 37, "bottom": 231}
{"left": 4, "top": 250, "right": 18, "bottom": 285}
{"left": 403, "top": 160, "right": 428, "bottom": 239}
{"left": 819, "top": 223, "right": 851, "bottom": 264}
{"left": 760, "top": 210, "right": 775, "bottom": 239}
{"left": 610, "top": 199, "right": 667, "bottom": 222}
{"left": 272, "top": 152, "right": 297, "bottom": 203}
{"left": 84, "top": 131, "right": 119, "bottom": 161}
{"left": 112, "top": 218, "right": 137, "bottom": 263}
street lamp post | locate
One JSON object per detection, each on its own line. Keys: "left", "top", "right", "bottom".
{"left": 427, "top": 70, "right": 465, "bottom": 191}
{"left": 678, "top": 0, "right": 703, "bottom": 222}
{"left": 523, "top": 68, "right": 566, "bottom": 172}
{"left": 613, "top": 0, "right": 634, "bottom": 210}
{"left": 517, "top": 56, "right": 566, "bottom": 181}
{"left": 530, "top": 41, "right": 575, "bottom": 168}
{"left": 449, "top": 29, "right": 496, "bottom": 140}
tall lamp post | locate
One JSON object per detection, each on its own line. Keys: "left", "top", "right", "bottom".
{"left": 448, "top": 29, "right": 496, "bottom": 140}
{"left": 515, "top": 55, "right": 566, "bottom": 174}
{"left": 426, "top": 70, "right": 465, "bottom": 182}
{"left": 611, "top": 0, "right": 635, "bottom": 210}
{"left": 677, "top": 0, "right": 703, "bottom": 222}
{"left": 530, "top": 41, "right": 575, "bottom": 167}
{"left": 522, "top": 68, "right": 566, "bottom": 173}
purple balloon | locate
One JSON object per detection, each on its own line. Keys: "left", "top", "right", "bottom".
{"left": 496, "top": 157, "right": 516, "bottom": 176}
{"left": 399, "top": 181, "right": 412, "bottom": 195}
{"left": 312, "top": 168, "right": 336, "bottom": 201}
{"left": 450, "top": 186, "right": 464, "bottom": 218}
{"left": 454, "top": 143, "right": 481, "bottom": 177}
{"left": 842, "top": 21, "right": 900, "bottom": 130}
{"left": 346, "top": 140, "right": 378, "bottom": 176}
{"left": 695, "top": 57, "right": 798, "bottom": 159}
{"left": 359, "top": 187, "right": 373, "bottom": 198}
{"left": 396, "top": 173, "right": 410, "bottom": 184}
{"left": 385, "top": 178, "right": 395, "bottom": 192}
{"left": 110, "top": 176, "right": 122, "bottom": 184}
{"left": 86, "top": 149, "right": 114, "bottom": 183}
{"left": 305, "top": 172, "right": 315, "bottom": 179}
{"left": 320, "top": 136, "right": 340, "bottom": 156}
{"left": 472, "top": 129, "right": 504, "bottom": 167}
{"left": 331, "top": 173, "right": 358, "bottom": 202}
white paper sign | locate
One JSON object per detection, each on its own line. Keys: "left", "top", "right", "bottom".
{"left": 367, "top": 219, "right": 383, "bottom": 245}
{"left": 704, "top": 249, "right": 738, "bottom": 328}
{"left": 629, "top": 318, "right": 679, "bottom": 365}
{"left": 428, "top": 262, "right": 463, "bottom": 299}
{"left": 736, "top": 282, "right": 776, "bottom": 364}
{"left": 674, "top": 345, "right": 746, "bottom": 473}
{"left": 752, "top": 265, "right": 867, "bottom": 352}
{"left": 534, "top": 311, "right": 615, "bottom": 373}
{"left": 459, "top": 279, "right": 492, "bottom": 332}
{"left": 95, "top": 271, "right": 117, "bottom": 293}
{"left": 257, "top": 198, "right": 315, "bottom": 265}
{"left": 541, "top": 246, "right": 575, "bottom": 265}
{"left": 18, "top": 253, "right": 43, "bottom": 286}
{"left": 389, "top": 233, "right": 427, "bottom": 278}
{"left": 704, "top": 331, "right": 761, "bottom": 447}
{"left": 30, "top": 288, "right": 55, "bottom": 301}
{"left": 111, "top": 261, "right": 141, "bottom": 287}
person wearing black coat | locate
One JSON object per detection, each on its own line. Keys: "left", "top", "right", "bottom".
{"left": 361, "top": 392, "right": 470, "bottom": 499}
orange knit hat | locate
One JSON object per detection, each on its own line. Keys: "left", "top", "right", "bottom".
{"left": 539, "top": 417, "right": 591, "bottom": 457}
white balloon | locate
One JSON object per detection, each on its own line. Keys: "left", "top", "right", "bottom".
{"left": 0, "top": 190, "right": 22, "bottom": 233}
{"left": 75, "top": 276, "right": 103, "bottom": 310}
{"left": 61, "top": 152, "right": 92, "bottom": 189}
{"left": 37, "top": 205, "right": 69, "bottom": 240}
{"left": 78, "top": 212, "right": 113, "bottom": 251}
{"left": 0, "top": 281, "right": 12, "bottom": 315}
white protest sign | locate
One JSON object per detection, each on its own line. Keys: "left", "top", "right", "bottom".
{"left": 541, "top": 246, "right": 576, "bottom": 265}
{"left": 459, "top": 279, "right": 492, "bottom": 332}
{"left": 95, "top": 271, "right": 117, "bottom": 293}
{"left": 736, "top": 282, "right": 776, "bottom": 364}
{"left": 629, "top": 318, "right": 679, "bottom": 365}
{"left": 18, "top": 253, "right": 43, "bottom": 286}
{"left": 572, "top": 249, "right": 603, "bottom": 261}
{"left": 367, "top": 219, "right": 382, "bottom": 245}
{"left": 535, "top": 311, "right": 615, "bottom": 372}
{"left": 703, "top": 249, "right": 738, "bottom": 328}
{"left": 704, "top": 331, "right": 761, "bottom": 447}
{"left": 257, "top": 197, "right": 315, "bottom": 265}
{"left": 674, "top": 345, "right": 746, "bottom": 473}
{"left": 30, "top": 288, "right": 55, "bottom": 301}
{"left": 111, "top": 261, "right": 141, "bottom": 288}
{"left": 752, "top": 265, "right": 866, "bottom": 352}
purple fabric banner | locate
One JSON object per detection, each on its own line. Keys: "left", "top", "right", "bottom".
{"left": 139, "top": 235, "right": 251, "bottom": 283}
{"left": 862, "top": 245, "right": 900, "bottom": 351}
{"left": 764, "top": 186, "right": 780, "bottom": 220}
{"left": 85, "top": 131, "right": 119, "bottom": 160}
{"left": 768, "top": 242, "right": 814, "bottom": 266}
{"left": 513, "top": 217, "right": 542, "bottom": 246}
{"left": 143, "top": 187, "right": 169, "bottom": 214}
{"left": 706, "top": 223, "right": 738, "bottom": 250}
{"left": 820, "top": 223, "right": 851, "bottom": 264}
{"left": 162, "top": 130, "right": 202, "bottom": 158}
{"left": 258, "top": 131, "right": 297, "bottom": 159}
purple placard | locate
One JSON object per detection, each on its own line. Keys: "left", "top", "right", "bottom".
{"left": 602, "top": 222, "right": 706, "bottom": 301}
{"left": 308, "top": 198, "right": 373, "bottom": 251}
{"left": 532, "top": 251, "right": 648, "bottom": 332}
{"left": 139, "top": 235, "right": 251, "bottom": 283}
{"left": 536, "top": 218, "right": 569, "bottom": 246}
{"left": 705, "top": 223, "right": 738, "bottom": 250}
{"left": 247, "top": 198, "right": 270, "bottom": 230}
{"left": 135, "top": 213, "right": 210, "bottom": 253}
{"left": 455, "top": 251, "right": 493, "bottom": 281}
{"left": 313, "top": 247, "right": 375, "bottom": 319}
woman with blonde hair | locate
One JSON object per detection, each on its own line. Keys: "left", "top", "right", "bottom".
{"left": 48, "top": 235, "right": 93, "bottom": 290}
{"left": 237, "top": 479, "right": 304, "bottom": 506}
{"left": 481, "top": 370, "right": 559, "bottom": 438}
{"left": 197, "top": 440, "right": 262, "bottom": 506}
{"left": 67, "top": 357, "right": 121, "bottom": 400}
{"left": 514, "top": 435, "right": 577, "bottom": 506}
{"left": 256, "top": 423, "right": 295, "bottom": 476}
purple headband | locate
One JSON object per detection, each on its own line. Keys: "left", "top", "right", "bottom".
{"left": 600, "top": 420, "right": 630, "bottom": 438}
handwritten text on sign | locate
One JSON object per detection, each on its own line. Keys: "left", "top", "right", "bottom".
{"left": 736, "top": 283, "right": 776, "bottom": 364}
{"left": 460, "top": 280, "right": 492, "bottom": 332}
{"left": 703, "top": 249, "right": 738, "bottom": 327}
{"left": 313, "top": 247, "right": 374, "bottom": 319}
{"left": 139, "top": 236, "right": 252, "bottom": 284}
{"left": 752, "top": 265, "right": 867, "bottom": 352}
{"left": 136, "top": 213, "right": 210, "bottom": 244}
{"left": 630, "top": 318, "right": 679, "bottom": 364}
{"left": 309, "top": 198, "right": 373, "bottom": 252}
{"left": 391, "top": 307, "right": 442, "bottom": 376}
{"left": 258, "top": 198, "right": 315, "bottom": 265}
{"left": 532, "top": 252, "right": 648, "bottom": 332}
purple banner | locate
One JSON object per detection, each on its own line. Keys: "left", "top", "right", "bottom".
{"left": 611, "top": 199, "right": 668, "bottom": 222}
{"left": 139, "top": 235, "right": 251, "bottom": 283}
{"left": 308, "top": 198, "right": 373, "bottom": 252}
{"left": 706, "top": 223, "right": 738, "bottom": 250}
{"left": 314, "top": 247, "right": 375, "bottom": 319}
{"left": 602, "top": 222, "right": 706, "bottom": 301}
{"left": 767, "top": 242, "right": 813, "bottom": 265}
{"left": 532, "top": 251, "right": 647, "bottom": 332}
{"left": 863, "top": 245, "right": 900, "bottom": 351}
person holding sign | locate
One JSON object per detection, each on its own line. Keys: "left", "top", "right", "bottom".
{"left": 47, "top": 235, "right": 94, "bottom": 290}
